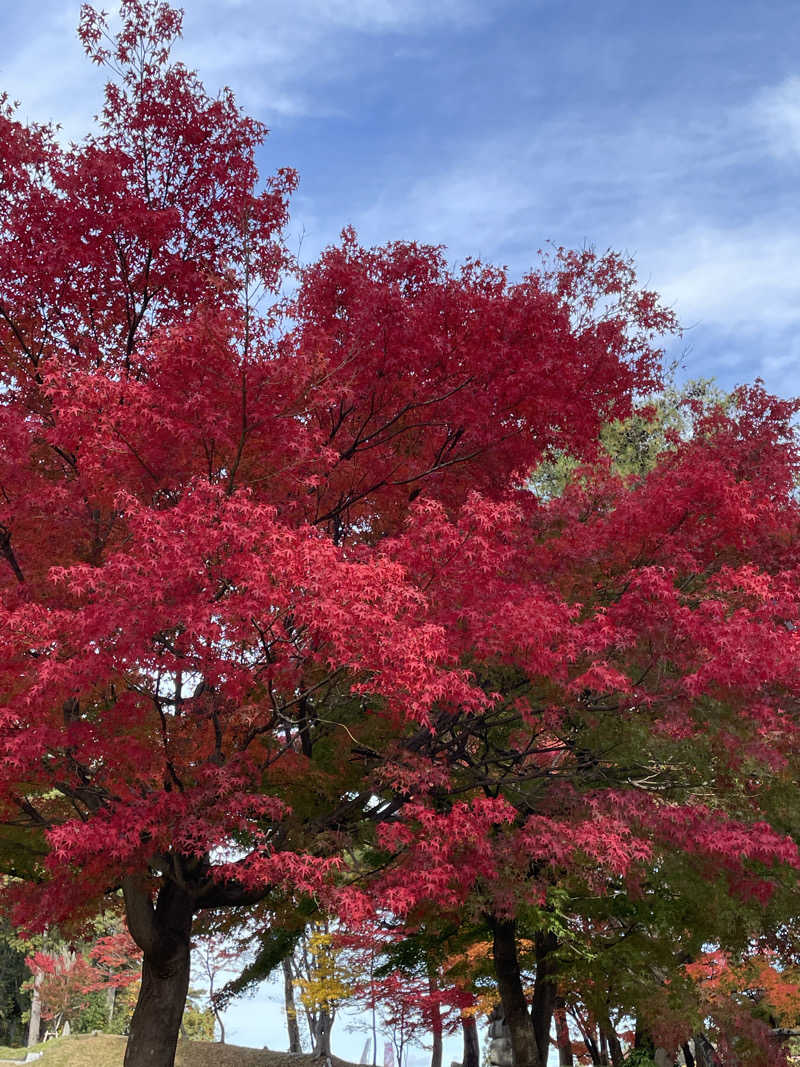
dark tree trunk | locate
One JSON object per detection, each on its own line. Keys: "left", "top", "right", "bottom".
{"left": 462, "top": 1015, "right": 480, "bottom": 1067}
{"left": 283, "top": 956, "right": 302, "bottom": 1053}
{"left": 598, "top": 1029, "right": 609, "bottom": 1066}
{"left": 603, "top": 1026, "right": 623, "bottom": 1067}
{"left": 582, "top": 1028, "right": 601, "bottom": 1066}
{"left": 429, "top": 974, "right": 442, "bottom": 1067}
{"left": 682, "top": 1043, "right": 695, "bottom": 1067}
{"left": 531, "top": 931, "right": 558, "bottom": 1065}
{"left": 122, "top": 878, "right": 194, "bottom": 1067}
{"left": 489, "top": 916, "right": 543, "bottom": 1067}
{"left": 430, "top": 1017, "right": 443, "bottom": 1067}
{"left": 125, "top": 937, "right": 191, "bottom": 1066}
{"left": 634, "top": 1023, "right": 655, "bottom": 1053}
{"left": 693, "top": 1034, "right": 721, "bottom": 1067}
{"left": 554, "top": 1001, "right": 573, "bottom": 1065}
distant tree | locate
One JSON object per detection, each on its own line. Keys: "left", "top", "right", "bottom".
{"left": 25, "top": 928, "right": 141, "bottom": 1038}
{"left": 293, "top": 923, "right": 356, "bottom": 1060}
{"left": 0, "top": 920, "right": 29, "bottom": 1046}
{"left": 179, "top": 993, "right": 215, "bottom": 1042}
{"left": 190, "top": 934, "right": 238, "bottom": 1043}
{"left": 282, "top": 955, "right": 303, "bottom": 1054}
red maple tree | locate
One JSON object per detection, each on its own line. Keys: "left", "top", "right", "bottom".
{"left": 26, "top": 929, "right": 141, "bottom": 1036}
{"left": 330, "top": 385, "right": 800, "bottom": 1067}
{"left": 2, "top": 4, "right": 799, "bottom": 1067}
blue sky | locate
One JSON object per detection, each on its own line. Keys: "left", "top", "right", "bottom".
{"left": 2, "top": 0, "right": 799, "bottom": 1057}
{"left": 4, "top": 1, "right": 800, "bottom": 402}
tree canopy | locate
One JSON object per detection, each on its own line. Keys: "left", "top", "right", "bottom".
{"left": 2, "top": 4, "right": 800, "bottom": 1067}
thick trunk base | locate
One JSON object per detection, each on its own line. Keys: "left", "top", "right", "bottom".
{"left": 124, "top": 947, "right": 191, "bottom": 1067}
{"left": 490, "top": 917, "right": 544, "bottom": 1067}
{"left": 462, "top": 1015, "right": 480, "bottom": 1067}
{"left": 123, "top": 882, "right": 194, "bottom": 1067}
{"left": 312, "top": 1008, "right": 332, "bottom": 1061}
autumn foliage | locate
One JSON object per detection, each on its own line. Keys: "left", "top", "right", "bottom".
{"left": 2, "top": 3, "right": 800, "bottom": 1067}
{"left": 26, "top": 931, "right": 141, "bottom": 1034}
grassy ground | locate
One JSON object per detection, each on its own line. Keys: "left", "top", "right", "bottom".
{"left": 0, "top": 1034, "right": 360, "bottom": 1067}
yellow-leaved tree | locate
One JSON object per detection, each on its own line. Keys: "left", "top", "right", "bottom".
{"left": 293, "top": 923, "right": 356, "bottom": 1061}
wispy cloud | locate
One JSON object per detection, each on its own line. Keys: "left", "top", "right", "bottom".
{"left": 176, "top": 0, "right": 490, "bottom": 118}
{"left": 750, "top": 75, "right": 800, "bottom": 159}
{"left": 654, "top": 224, "right": 800, "bottom": 329}
{"left": 2, "top": 0, "right": 488, "bottom": 131}
{"left": 263, "top": 0, "right": 486, "bottom": 32}
{"left": 0, "top": 2, "right": 105, "bottom": 138}
{"left": 4, "top": 1, "right": 800, "bottom": 400}
{"left": 335, "top": 79, "right": 800, "bottom": 397}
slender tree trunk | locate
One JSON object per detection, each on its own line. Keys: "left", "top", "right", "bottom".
{"left": 27, "top": 970, "right": 42, "bottom": 1047}
{"left": 531, "top": 931, "right": 558, "bottom": 1066}
{"left": 598, "top": 1029, "right": 609, "bottom": 1065}
{"left": 206, "top": 965, "right": 225, "bottom": 1043}
{"left": 282, "top": 956, "right": 302, "bottom": 1053}
{"left": 371, "top": 997, "right": 378, "bottom": 1067}
{"left": 581, "top": 1028, "right": 601, "bottom": 1066}
{"left": 429, "top": 974, "right": 442, "bottom": 1067}
{"left": 682, "top": 1042, "right": 695, "bottom": 1067}
{"left": 370, "top": 949, "right": 378, "bottom": 1067}
{"left": 122, "top": 878, "right": 194, "bottom": 1067}
{"left": 106, "top": 985, "right": 117, "bottom": 1028}
{"left": 602, "top": 1026, "right": 623, "bottom": 1067}
{"left": 554, "top": 1002, "right": 573, "bottom": 1066}
{"left": 489, "top": 916, "right": 543, "bottom": 1067}
{"left": 371, "top": 1007, "right": 377, "bottom": 1067}
{"left": 462, "top": 1015, "right": 479, "bottom": 1067}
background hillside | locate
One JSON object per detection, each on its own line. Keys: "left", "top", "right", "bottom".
{"left": 0, "top": 1035, "right": 362, "bottom": 1067}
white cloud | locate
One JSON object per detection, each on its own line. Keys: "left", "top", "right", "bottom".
{"left": 210, "top": 0, "right": 483, "bottom": 30}
{"left": 177, "top": 0, "right": 488, "bottom": 117}
{"left": 334, "top": 98, "right": 800, "bottom": 398}
{"left": 268, "top": 0, "right": 485, "bottom": 32}
{"left": 2, "top": 0, "right": 487, "bottom": 132}
{"left": 750, "top": 75, "right": 800, "bottom": 158}
{"left": 0, "top": 2, "right": 104, "bottom": 139}
{"left": 652, "top": 224, "right": 800, "bottom": 331}
{"left": 3, "top": 3, "right": 798, "bottom": 401}
{"left": 589, "top": 216, "right": 800, "bottom": 398}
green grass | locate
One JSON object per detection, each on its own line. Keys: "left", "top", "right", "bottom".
{"left": 0, "top": 1036, "right": 50, "bottom": 1061}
